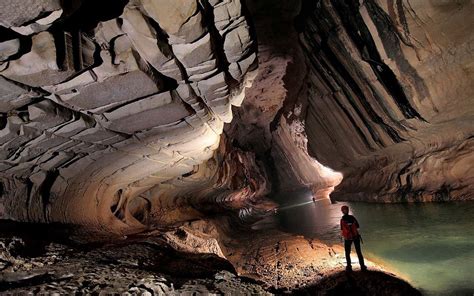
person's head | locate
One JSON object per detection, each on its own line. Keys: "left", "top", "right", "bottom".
{"left": 341, "top": 205, "right": 349, "bottom": 215}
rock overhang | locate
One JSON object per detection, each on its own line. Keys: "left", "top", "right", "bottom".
{"left": 0, "top": 0, "right": 258, "bottom": 233}
{"left": 0, "top": 0, "right": 473, "bottom": 236}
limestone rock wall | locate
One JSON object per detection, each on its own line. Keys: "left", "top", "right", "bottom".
{"left": 0, "top": 0, "right": 257, "bottom": 232}
{"left": 226, "top": 0, "right": 343, "bottom": 204}
{"left": 298, "top": 0, "right": 474, "bottom": 201}
{"left": 1, "top": 0, "right": 473, "bottom": 238}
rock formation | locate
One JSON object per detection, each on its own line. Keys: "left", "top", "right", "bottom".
{"left": 0, "top": 0, "right": 472, "bottom": 293}
{"left": 0, "top": 0, "right": 258, "bottom": 233}
{"left": 297, "top": 0, "right": 474, "bottom": 202}
{"left": 0, "top": 223, "right": 421, "bottom": 295}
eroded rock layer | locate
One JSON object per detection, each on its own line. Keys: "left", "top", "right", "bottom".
{"left": 1, "top": 0, "right": 467, "bottom": 293}
{"left": 298, "top": 0, "right": 474, "bottom": 201}
{"left": 0, "top": 0, "right": 257, "bottom": 232}
{"left": 0, "top": 0, "right": 472, "bottom": 248}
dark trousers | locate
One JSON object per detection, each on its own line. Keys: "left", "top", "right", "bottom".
{"left": 344, "top": 237, "right": 365, "bottom": 267}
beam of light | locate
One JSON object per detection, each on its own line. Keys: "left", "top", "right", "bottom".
{"left": 276, "top": 197, "right": 327, "bottom": 212}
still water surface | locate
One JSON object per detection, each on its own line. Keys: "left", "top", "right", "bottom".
{"left": 275, "top": 198, "right": 474, "bottom": 296}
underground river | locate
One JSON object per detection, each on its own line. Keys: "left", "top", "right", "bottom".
{"left": 274, "top": 197, "right": 474, "bottom": 296}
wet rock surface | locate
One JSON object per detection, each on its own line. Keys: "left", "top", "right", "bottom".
{"left": 291, "top": 270, "right": 421, "bottom": 296}
{"left": 0, "top": 223, "right": 270, "bottom": 295}
{"left": 0, "top": 221, "right": 420, "bottom": 295}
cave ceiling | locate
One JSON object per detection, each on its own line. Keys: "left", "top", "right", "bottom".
{"left": 0, "top": 0, "right": 473, "bottom": 234}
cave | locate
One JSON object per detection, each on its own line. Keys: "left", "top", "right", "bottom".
{"left": 0, "top": 0, "right": 473, "bottom": 295}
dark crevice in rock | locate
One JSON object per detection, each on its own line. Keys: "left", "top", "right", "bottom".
{"left": 363, "top": 0, "right": 429, "bottom": 119}
{"left": 367, "top": 83, "right": 409, "bottom": 133}
{"left": 141, "top": 14, "right": 194, "bottom": 89}
{"left": 50, "top": 30, "right": 69, "bottom": 73}
{"left": 110, "top": 189, "right": 122, "bottom": 214}
{"left": 313, "top": 42, "right": 385, "bottom": 147}
{"left": 332, "top": 0, "right": 422, "bottom": 121}
{"left": 141, "top": 16, "right": 174, "bottom": 57}
{"left": 305, "top": 66, "right": 376, "bottom": 152}
{"left": 395, "top": 0, "right": 412, "bottom": 44}
{"left": 35, "top": 152, "right": 60, "bottom": 171}
{"left": 128, "top": 196, "right": 151, "bottom": 224}
{"left": 89, "top": 39, "right": 103, "bottom": 70}
{"left": 58, "top": 153, "right": 85, "bottom": 169}
{"left": 434, "top": 184, "right": 451, "bottom": 202}
{"left": 92, "top": 91, "right": 156, "bottom": 116}
{"left": 170, "top": 89, "right": 198, "bottom": 118}
{"left": 111, "top": 189, "right": 126, "bottom": 222}
{"left": 6, "top": 136, "right": 36, "bottom": 161}
{"left": 0, "top": 113, "right": 7, "bottom": 129}
{"left": 79, "top": 113, "right": 96, "bottom": 129}
{"left": 107, "top": 34, "right": 124, "bottom": 65}
{"left": 24, "top": 177, "right": 34, "bottom": 221}
{"left": 15, "top": 106, "right": 31, "bottom": 123}
{"left": 71, "top": 33, "right": 88, "bottom": 71}
{"left": 199, "top": 1, "right": 231, "bottom": 72}
{"left": 116, "top": 17, "right": 179, "bottom": 90}
{"left": 132, "top": 49, "right": 178, "bottom": 91}
{"left": 199, "top": 0, "right": 240, "bottom": 88}
{"left": 53, "top": 0, "right": 129, "bottom": 33}
{"left": 301, "top": 11, "right": 383, "bottom": 148}
{"left": 144, "top": 13, "right": 184, "bottom": 67}
{"left": 320, "top": 26, "right": 402, "bottom": 146}
{"left": 39, "top": 170, "right": 59, "bottom": 221}
{"left": 0, "top": 25, "right": 21, "bottom": 42}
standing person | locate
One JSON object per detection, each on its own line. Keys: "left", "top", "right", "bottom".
{"left": 340, "top": 205, "right": 367, "bottom": 271}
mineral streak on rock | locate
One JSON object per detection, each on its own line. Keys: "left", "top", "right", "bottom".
{"left": 0, "top": 0, "right": 257, "bottom": 233}
{"left": 297, "top": 0, "right": 474, "bottom": 202}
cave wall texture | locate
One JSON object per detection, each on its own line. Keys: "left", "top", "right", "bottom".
{"left": 298, "top": 0, "right": 474, "bottom": 202}
{"left": 0, "top": 0, "right": 260, "bottom": 233}
{"left": 0, "top": 0, "right": 473, "bottom": 234}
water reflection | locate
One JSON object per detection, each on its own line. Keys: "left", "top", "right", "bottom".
{"left": 266, "top": 197, "right": 474, "bottom": 296}
{"left": 276, "top": 196, "right": 343, "bottom": 243}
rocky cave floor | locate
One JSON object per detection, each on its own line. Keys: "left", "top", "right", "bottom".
{"left": 0, "top": 221, "right": 421, "bottom": 295}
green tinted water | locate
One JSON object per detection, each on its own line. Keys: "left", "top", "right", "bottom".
{"left": 277, "top": 200, "right": 474, "bottom": 295}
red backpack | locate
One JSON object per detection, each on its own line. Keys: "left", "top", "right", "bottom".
{"left": 341, "top": 218, "right": 359, "bottom": 240}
